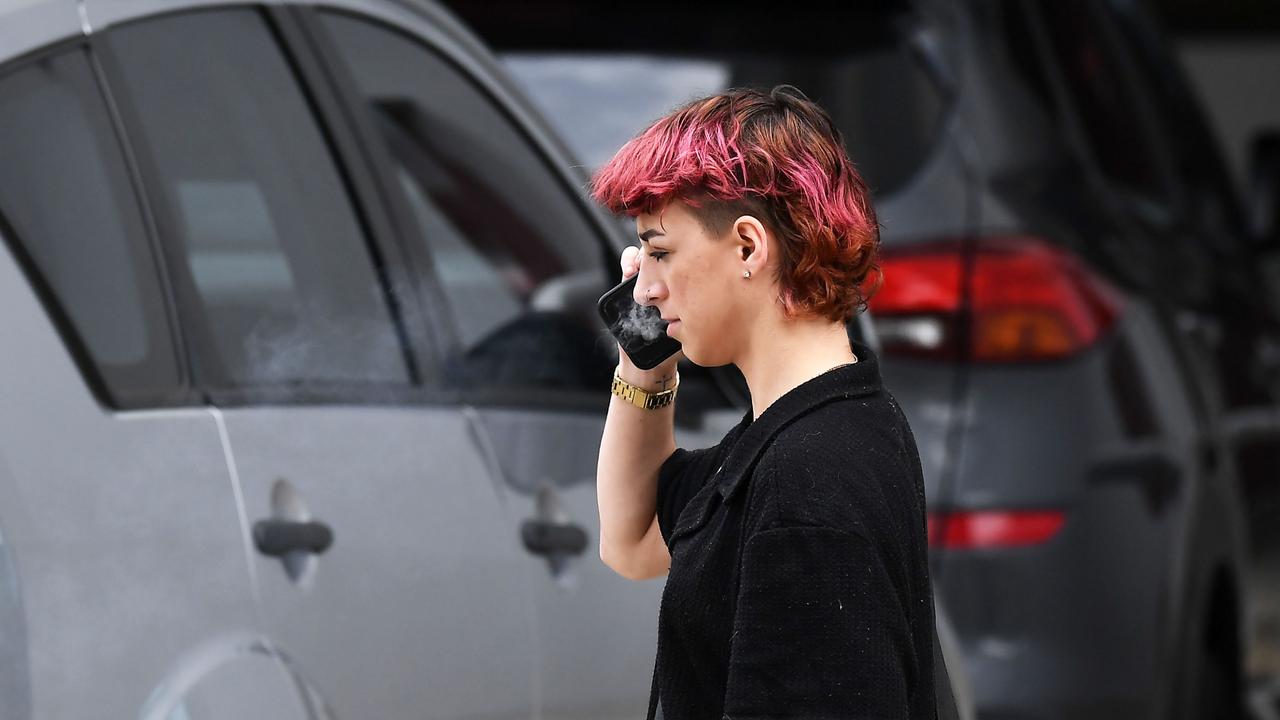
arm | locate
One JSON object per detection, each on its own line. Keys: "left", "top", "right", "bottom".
{"left": 597, "top": 247, "right": 681, "bottom": 581}
{"left": 596, "top": 348, "right": 679, "bottom": 580}
{"left": 723, "top": 526, "right": 917, "bottom": 718}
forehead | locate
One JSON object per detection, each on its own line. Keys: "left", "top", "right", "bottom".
{"left": 636, "top": 201, "right": 697, "bottom": 240}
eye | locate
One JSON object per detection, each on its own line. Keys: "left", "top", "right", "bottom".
{"left": 648, "top": 251, "right": 668, "bottom": 262}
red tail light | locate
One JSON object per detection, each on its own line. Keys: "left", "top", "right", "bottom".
{"left": 865, "top": 236, "right": 1122, "bottom": 362}
{"left": 928, "top": 510, "right": 1066, "bottom": 549}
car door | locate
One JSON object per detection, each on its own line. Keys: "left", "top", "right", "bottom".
{"left": 0, "top": 40, "right": 309, "bottom": 719}
{"left": 304, "top": 5, "right": 747, "bottom": 717}
{"left": 1107, "top": 0, "right": 1280, "bottom": 686}
{"left": 95, "top": 7, "right": 535, "bottom": 719}
{"left": 1030, "top": 0, "right": 1255, "bottom": 707}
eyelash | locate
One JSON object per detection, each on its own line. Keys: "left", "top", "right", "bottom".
{"left": 648, "top": 251, "right": 668, "bottom": 262}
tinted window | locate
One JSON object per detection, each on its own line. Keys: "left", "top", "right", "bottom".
{"left": 320, "top": 12, "right": 614, "bottom": 396}
{"left": 0, "top": 49, "right": 181, "bottom": 407}
{"left": 106, "top": 10, "right": 410, "bottom": 396}
{"left": 1037, "top": 1, "right": 1172, "bottom": 202}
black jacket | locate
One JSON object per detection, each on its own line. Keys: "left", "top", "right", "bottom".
{"left": 646, "top": 339, "right": 939, "bottom": 719}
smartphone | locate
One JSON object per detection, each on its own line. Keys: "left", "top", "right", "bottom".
{"left": 597, "top": 275, "right": 682, "bottom": 370}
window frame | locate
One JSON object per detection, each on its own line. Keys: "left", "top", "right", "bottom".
{"left": 0, "top": 38, "right": 195, "bottom": 410}
{"left": 296, "top": 5, "right": 625, "bottom": 413}
{"left": 93, "top": 4, "right": 435, "bottom": 408}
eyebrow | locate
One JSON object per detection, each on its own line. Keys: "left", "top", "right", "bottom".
{"left": 638, "top": 228, "right": 665, "bottom": 244}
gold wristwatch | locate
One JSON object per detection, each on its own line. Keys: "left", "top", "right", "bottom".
{"left": 611, "top": 367, "right": 679, "bottom": 410}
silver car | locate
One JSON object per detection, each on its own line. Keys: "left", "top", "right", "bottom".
{"left": 0, "top": 0, "right": 970, "bottom": 717}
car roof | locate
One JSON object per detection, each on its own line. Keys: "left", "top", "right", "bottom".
{"left": 0, "top": 0, "right": 82, "bottom": 62}
{"left": 0, "top": 0, "right": 470, "bottom": 65}
{"left": 0, "top": 0, "right": 293, "bottom": 64}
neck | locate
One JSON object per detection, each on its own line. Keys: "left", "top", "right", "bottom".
{"left": 736, "top": 314, "right": 857, "bottom": 421}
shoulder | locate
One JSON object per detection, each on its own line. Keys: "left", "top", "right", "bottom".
{"left": 747, "top": 392, "right": 925, "bottom": 540}
{"left": 661, "top": 409, "right": 751, "bottom": 483}
{"left": 767, "top": 391, "right": 915, "bottom": 481}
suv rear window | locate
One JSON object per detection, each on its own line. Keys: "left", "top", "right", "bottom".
{"left": 455, "top": 3, "right": 944, "bottom": 199}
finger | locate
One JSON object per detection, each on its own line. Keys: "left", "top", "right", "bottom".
{"left": 620, "top": 245, "right": 641, "bottom": 279}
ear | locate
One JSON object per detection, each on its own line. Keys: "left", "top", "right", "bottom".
{"left": 731, "top": 215, "right": 770, "bottom": 277}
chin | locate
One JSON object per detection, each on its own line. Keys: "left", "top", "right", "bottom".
{"left": 680, "top": 342, "right": 729, "bottom": 368}
{"left": 677, "top": 341, "right": 705, "bottom": 367}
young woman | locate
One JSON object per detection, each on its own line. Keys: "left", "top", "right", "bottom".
{"left": 594, "top": 85, "right": 938, "bottom": 719}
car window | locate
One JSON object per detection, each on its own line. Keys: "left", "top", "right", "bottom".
{"left": 0, "top": 49, "right": 182, "bottom": 408}
{"left": 318, "top": 11, "right": 614, "bottom": 397}
{"left": 1105, "top": 0, "right": 1247, "bottom": 245}
{"left": 1035, "top": 0, "right": 1174, "bottom": 205}
{"left": 448, "top": 2, "right": 939, "bottom": 203}
{"left": 104, "top": 10, "right": 411, "bottom": 398}
{"left": 500, "top": 46, "right": 942, "bottom": 202}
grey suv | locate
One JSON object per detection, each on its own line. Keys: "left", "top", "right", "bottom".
{"left": 0, "top": 1, "right": 970, "bottom": 718}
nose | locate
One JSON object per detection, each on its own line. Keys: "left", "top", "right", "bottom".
{"left": 634, "top": 261, "right": 667, "bottom": 307}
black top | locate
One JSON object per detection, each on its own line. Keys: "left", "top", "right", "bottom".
{"left": 646, "top": 338, "right": 937, "bottom": 720}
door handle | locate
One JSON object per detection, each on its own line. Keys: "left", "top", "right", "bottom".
{"left": 520, "top": 518, "right": 588, "bottom": 557}
{"left": 1088, "top": 444, "right": 1181, "bottom": 516}
{"left": 253, "top": 518, "right": 334, "bottom": 557}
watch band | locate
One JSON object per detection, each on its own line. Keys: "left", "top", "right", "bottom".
{"left": 611, "top": 367, "right": 679, "bottom": 410}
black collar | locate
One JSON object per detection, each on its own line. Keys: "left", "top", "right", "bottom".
{"left": 716, "top": 338, "right": 883, "bottom": 502}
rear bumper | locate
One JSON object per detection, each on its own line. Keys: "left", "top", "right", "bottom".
{"left": 935, "top": 475, "right": 1178, "bottom": 720}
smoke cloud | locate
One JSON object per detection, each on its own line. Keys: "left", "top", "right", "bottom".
{"left": 613, "top": 302, "right": 667, "bottom": 344}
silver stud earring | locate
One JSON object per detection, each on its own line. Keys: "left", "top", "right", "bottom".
{"left": 743, "top": 270, "right": 751, "bottom": 279}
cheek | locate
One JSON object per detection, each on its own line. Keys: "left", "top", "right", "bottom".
{"left": 679, "top": 280, "right": 736, "bottom": 350}
{"left": 666, "top": 269, "right": 693, "bottom": 307}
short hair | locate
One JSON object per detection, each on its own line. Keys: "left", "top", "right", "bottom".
{"left": 591, "top": 85, "right": 882, "bottom": 322}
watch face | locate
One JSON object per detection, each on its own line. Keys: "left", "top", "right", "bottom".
{"left": 597, "top": 275, "right": 681, "bottom": 370}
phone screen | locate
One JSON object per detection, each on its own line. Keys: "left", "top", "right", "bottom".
{"left": 596, "top": 275, "right": 682, "bottom": 370}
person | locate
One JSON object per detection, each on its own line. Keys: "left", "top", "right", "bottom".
{"left": 593, "top": 85, "right": 939, "bottom": 719}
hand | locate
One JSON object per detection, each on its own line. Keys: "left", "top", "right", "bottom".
{"left": 617, "top": 246, "right": 681, "bottom": 387}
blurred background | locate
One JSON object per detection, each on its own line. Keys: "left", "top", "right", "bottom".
{"left": 0, "top": 0, "right": 1277, "bottom": 718}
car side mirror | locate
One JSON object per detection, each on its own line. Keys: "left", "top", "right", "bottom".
{"left": 1249, "top": 129, "right": 1280, "bottom": 251}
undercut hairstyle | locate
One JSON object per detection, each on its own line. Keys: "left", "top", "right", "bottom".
{"left": 591, "top": 85, "right": 883, "bottom": 322}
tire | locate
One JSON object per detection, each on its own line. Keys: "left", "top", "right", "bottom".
{"left": 1173, "top": 602, "right": 1245, "bottom": 720}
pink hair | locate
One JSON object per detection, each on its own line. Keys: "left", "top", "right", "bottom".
{"left": 591, "top": 85, "right": 882, "bottom": 321}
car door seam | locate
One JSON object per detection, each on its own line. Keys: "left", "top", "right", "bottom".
{"left": 207, "top": 405, "right": 263, "bottom": 612}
